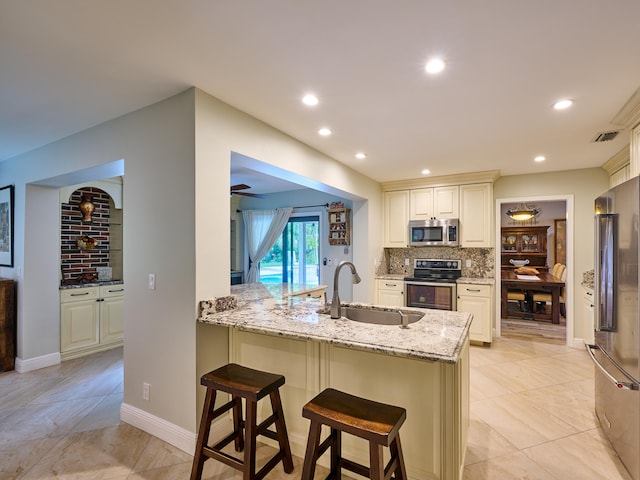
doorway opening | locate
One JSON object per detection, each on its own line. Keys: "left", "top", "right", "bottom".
{"left": 260, "top": 215, "right": 320, "bottom": 285}
{"left": 495, "top": 195, "right": 574, "bottom": 346}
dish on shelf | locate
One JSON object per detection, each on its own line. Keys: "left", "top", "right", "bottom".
{"left": 77, "top": 235, "right": 98, "bottom": 250}
{"left": 509, "top": 259, "right": 529, "bottom": 267}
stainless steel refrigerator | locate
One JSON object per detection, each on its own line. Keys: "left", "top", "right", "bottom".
{"left": 588, "top": 175, "right": 640, "bottom": 480}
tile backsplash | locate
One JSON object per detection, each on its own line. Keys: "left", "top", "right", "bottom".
{"left": 377, "top": 247, "right": 495, "bottom": 278}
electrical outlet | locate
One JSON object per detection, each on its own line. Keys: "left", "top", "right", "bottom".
{"left": 143, "top": 382, "right": 150, "bottom": 401}
{"left": 148, "top": 273, "right": 156, "bottom": 290}
{"left": 466, "top": 259, "right": 472, "bottom": 268}
{"left": 404, "top": 258, "right": 410, "bottom": 266}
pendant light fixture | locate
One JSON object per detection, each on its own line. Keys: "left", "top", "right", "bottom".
{"left": 506, "top": 203, "right": 540, "bottom": 221}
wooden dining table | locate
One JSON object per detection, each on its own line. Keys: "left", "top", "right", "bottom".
{"left": 501, "top": 270, "right": 566, "bottom": 324}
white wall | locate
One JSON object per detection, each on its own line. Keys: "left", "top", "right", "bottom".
{"left": 0, "top": 87, "right": 383, "bottom": 450}
{"left": 494, "top": 168, "right": 609, "bottom": 343}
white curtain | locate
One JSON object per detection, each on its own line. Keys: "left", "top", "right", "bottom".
{"left": 242, "top": 207, "right": 293, "bottom": 283}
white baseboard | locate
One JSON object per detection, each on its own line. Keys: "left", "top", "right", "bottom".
{"left": 121, "top": 402, "right": 197, "bottom": 455}
{"left": 15, "top": 352, "right": 61, "bottom": 373}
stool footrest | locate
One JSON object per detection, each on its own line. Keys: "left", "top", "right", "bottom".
{"left": 202, "top": 446, "right": 243, "bottom": 470}
{"left": 341, "top": 457, "right": 370, "bottom": 478}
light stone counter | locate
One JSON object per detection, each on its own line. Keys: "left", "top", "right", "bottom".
{"left": 457, "top": 276, "right": 495, "bottom": 285}
{"left": 375, "top": 274, "right": 405, "bottom": 280}
{"left": 198, "top": 282, "right": 472, "bottom": 364}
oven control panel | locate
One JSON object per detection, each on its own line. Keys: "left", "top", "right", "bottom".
{"left": 413, "top": 258, "right": 460, "bottom": 270}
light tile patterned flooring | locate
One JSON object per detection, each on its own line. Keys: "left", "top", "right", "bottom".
{"left": 0, "top": 340, "right": 633, "bottom": 479}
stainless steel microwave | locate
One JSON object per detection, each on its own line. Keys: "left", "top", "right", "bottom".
{"left": 408, "top": 219, "right": 459, "bottom": 247}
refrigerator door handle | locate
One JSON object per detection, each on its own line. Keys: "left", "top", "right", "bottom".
{"left": 594, "top": 213, "right": 617, "bottom": 331}
{"left": 586, "top": 344, "right": 640, "bottom": 391}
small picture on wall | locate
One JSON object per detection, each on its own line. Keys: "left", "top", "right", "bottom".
{"left": 0, "top": 185, "right": 14, "bottom": 267}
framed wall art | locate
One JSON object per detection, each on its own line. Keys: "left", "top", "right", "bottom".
{"left": 554, "top": 218, "right": 566, "bottom": 266}
{"left": 0, "top": 185, "right": 14, "bottom": 267}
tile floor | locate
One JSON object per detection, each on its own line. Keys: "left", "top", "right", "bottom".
{"left": 0, "top": 340, "right": 633, "bottom": 479}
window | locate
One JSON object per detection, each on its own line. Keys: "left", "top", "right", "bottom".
{"left": 260, "top": 215, "right": 320, "bottom": 285}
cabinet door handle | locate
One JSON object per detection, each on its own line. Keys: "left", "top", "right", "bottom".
{"left": 96, "top": 298, "right": 105, "bottom": 302}
{"left": 385, "top": 283, "right": 398, "bottom": 287}
{"left": 465, "top": 288, "right": 481, "bottom": 292}
{"left": 107, "top": 288, "right": 124, "bottom": 293}
{"left": 70, "top": 292, "right": 90, "bottom": 296}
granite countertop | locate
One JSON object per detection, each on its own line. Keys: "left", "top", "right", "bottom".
{"left": 60, "top": 280, "right": 124, "bottom": 290}
{"left": 375, "top": 274, "right": 405, "bottom": 280}
{"left": 457, "top": 277, "right": 494, "bottom": 285}
{"left": 198, "top": 283, "right": 472, "bottom": 364}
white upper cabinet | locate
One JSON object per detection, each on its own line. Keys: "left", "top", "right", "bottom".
{"left": 383, "top": 190, "right": 409, "bottom": 247}
{"left": 433, "top": 186, "right": 459, "bottom": 218}
{"left": 409, "top": 189, "right": 434, "bottom": 220}
{"left": 460, "top": 183, "right": 493, "bottom": 248}
{"left": 409, "top": 186, "right": 459, "bottom": 220}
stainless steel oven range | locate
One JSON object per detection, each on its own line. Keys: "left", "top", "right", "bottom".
{"left": 404, "top": 258, "right": 461, "bottom": 310}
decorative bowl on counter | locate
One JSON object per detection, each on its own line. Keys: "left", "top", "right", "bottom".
{"left": 77, "top": 235, "right": 97, "bottom": 250}
{"left": 509, "top": 259, "right": 529, "bottom": 267}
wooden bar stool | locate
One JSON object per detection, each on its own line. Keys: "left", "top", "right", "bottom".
{"left": 190, "top": 363, "right": 294, "bottom": 480}
{"left": 301, "top": 388, "right": 407, "bottom": 480}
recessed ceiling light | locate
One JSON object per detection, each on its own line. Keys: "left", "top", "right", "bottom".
{"left": 421, "top": 169, "right": 431, "bottom": 175}
{"left": 425, "top": 58, "right": 446, "bottom": 74}
{"left": 302, "top": 94, "right": 319, "bottom": 106}
{"left": 355, "top": 152, "right": 367, "bottom": 159}
{"left": 553, "top": 99, "right": 573, "bottom": 110}
{"left": 318, "top": 127, "right": 332, "bottom": 136}
{"left": 534, "top": 155, "right": 546, "bottom": 162}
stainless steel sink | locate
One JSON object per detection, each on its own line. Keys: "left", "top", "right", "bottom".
{"left": 339, "top": 306, "right": 423, "bottom": 326}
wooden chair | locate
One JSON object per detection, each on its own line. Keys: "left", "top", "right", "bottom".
{"left": 506, "top": 289, "right": 527, "bottom": 312}
{"left": 191, "top": 363, "right": 294, "bottom": 480}
{"left": 532, "top": 267, "right": 567, "bottom": 317}
{"left": 301, "top": 388, "right": 407, "bottom": 480}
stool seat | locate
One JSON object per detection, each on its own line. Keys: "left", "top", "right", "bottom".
{"left": 191, "top": 363, "right": 294, "bottom": 480}
{"left": 302, "top": 388, "right": 407, "bottom": 480}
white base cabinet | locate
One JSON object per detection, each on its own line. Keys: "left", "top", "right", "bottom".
{"left": 375, "top": 279, "right": 404, "bottom": 306}
{"left": 228, "top": 329, "right": 470, "bottom": 480}
{"left": 457, "top": 283, "right": 493, "bottom": 344}
{"left": 60, "top": 284, "right": 125, "bottom": 359}
{"left": 583, "top": 287, "right": 595, "bottom": 343}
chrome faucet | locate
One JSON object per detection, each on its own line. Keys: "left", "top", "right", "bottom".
{"left": 330, "top": 261, "right": 361, "bottom": 319}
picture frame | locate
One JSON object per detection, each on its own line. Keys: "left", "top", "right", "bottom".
{"left": 0, "top": 185, "right": 14, "bottom": 267}
{"left": 554, "top": 218, "right": 566, "bottom": 266}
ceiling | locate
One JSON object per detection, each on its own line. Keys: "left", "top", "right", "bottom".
{"left": 2, "top": 1, "right": 640, "bottom": 192}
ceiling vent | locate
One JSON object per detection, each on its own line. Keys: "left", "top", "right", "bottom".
{"left": 592, "top": 130, "right": 620, "bottom": 143}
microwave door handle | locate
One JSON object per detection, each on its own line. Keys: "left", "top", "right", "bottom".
{"left": 586, "top": 344, "right": 639, "bottom": 390}
{"left": 594, "top": 213, "right": 616, "bottom": 332}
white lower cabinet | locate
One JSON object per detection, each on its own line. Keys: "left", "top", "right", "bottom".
{"left": 457, "top": 283, "right": 493, "bottom": 344}
{"left": 583, "top": 287, "right": 594, "bottom": 340}
{"left": 60, "top": 283, "right": 124, "bottom": 359}
{"left": 375, "top": 279, "right": 405, "bottom": 306}
{"left": 229, "top": 329, "right": 469, "bottom": 480}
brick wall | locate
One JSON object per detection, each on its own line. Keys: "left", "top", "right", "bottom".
{"left": 60, "top": 187, "right": 110, "bottom": 282}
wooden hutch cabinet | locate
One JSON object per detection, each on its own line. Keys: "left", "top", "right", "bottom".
{"left": 501, "top": 226, "right": 549, "bottom": 270}
{"left": 0, "top": 279, "right": 15, "bottom": 372}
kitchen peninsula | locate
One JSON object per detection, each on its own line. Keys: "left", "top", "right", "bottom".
{"left": 198, "top": 282, "right": 471, "bottom": 480}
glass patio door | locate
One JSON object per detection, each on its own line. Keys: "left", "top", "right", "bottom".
{"left": 260, "top": 215, "right": 320, "bottom": 285}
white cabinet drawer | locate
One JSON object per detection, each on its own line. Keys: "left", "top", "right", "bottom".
{"left": 377, "top": 279, "right": 404, "bottom": 292}
{"left": 457, "top": 284, "right": 491, "bottom": 298}
{"left": 100, "top": 284, "right": 125, "bottom": 298}
{"left": 60, "top": 287, "right": 99, "bottom": 303}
